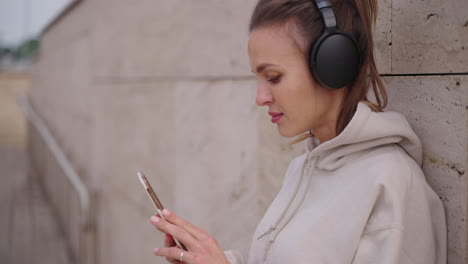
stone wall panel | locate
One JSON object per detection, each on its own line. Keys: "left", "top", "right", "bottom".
{"left": 384, "top": 76, "right": 467, "bottom": 263}
{"left": 392, "top": 0, "right": 468, "bottom": 73}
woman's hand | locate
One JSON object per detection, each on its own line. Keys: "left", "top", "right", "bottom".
{"left": 150, "top": 209, "right": 231, "bottom": 264}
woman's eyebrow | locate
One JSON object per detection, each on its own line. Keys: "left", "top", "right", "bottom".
{"left": 252, "top": 63, "right": 278, "bottom": 74}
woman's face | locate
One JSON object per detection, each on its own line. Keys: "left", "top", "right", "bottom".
{"left": 248, "top": 25, "right": 344, "bottom": 139}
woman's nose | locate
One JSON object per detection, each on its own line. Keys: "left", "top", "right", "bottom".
{"left": 256, "top": 83, "right": 274, "bottom": 106}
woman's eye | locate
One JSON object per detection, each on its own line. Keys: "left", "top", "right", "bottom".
{"left": 267, "top": 75, "right": 281, "bottom": 84}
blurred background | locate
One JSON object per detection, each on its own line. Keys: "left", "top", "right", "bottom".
{"left": 0, "top": 0, "right": 466, "bottom": 263}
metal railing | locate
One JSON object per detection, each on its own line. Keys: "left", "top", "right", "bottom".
{"left": 17, "top": 95, "right": 92, "bottom": 263}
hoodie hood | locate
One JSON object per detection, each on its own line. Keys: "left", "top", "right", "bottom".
{"left": 305, "top": 101, "right": 423, "bottom": 170}
{"left": 255, "top": 101, "right": 424, "bottom": 261}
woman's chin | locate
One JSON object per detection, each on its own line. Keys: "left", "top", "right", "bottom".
{"left": 278, "top": 126, "right": 312, "bottom": 139}
{"left": 277, "top": 127, "right": 300, "bottom": 138}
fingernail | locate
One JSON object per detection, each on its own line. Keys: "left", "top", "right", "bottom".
{"left": 150, "top": 216, "right": 160, "bottom": 223}
{"left": 153, "top": 248, "right": 159, "bottom": 254}
{"left": 162, "top": 209, "right": 170, "bottom": 216}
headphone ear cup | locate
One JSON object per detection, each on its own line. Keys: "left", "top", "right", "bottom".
{"left": 310, "top": 32, "right": 361, "bottom": 89}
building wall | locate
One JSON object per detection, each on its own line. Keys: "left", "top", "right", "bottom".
{"left": 30, "top": 0, "right": 95, "bottom": 186}
{"left": 29, "top": 0, "right": 467, "bottom": 263}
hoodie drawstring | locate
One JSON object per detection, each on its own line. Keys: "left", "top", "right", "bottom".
{"left": 260, "top": 155, "right": 319, "bottom": 261}
{"left": 256, "top": 156, "right": 308, "bottom": 241}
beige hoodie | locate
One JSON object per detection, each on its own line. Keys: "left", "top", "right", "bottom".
{"left": 224, "top": 101, "right": 446, "bottom": 264}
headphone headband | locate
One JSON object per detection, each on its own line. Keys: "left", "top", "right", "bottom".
{"left": 313, "top": 0, "right": 337, "bottom": 28}
{"left": 315, "top": 0, "right": 331, "bottom": 9}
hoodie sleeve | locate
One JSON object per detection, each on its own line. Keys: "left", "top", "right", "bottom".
{"left": 224, "top": 250, "right": 245, "bottom": 264}
{"left": 351, "top": 226, "right": 415, "bottom": 264}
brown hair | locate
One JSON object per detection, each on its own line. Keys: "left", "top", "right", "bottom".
{"left": 249, "top": 0, "right": 388, "bottom": 144}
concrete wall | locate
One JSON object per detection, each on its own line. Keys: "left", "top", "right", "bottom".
{"left": 29, "top": 0, "right": 467, "bottom": 263}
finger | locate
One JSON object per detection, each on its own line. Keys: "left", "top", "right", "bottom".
{"left": 161, "top": 209, "right": 209, "bottom": 240}
{"left": 164, "top": 254, "right": 181, "bottom": 264}
{"left": 165, "top": 256, "right": 180, "bottom": 264}
{"left": 154, "top": 248, "right": 193, "bottom": 264}
{"left": 150, "top": 216, "right": 198, "bottom": 249}
{"left": 162, "top": 251, "right": 181, "bottom": 264}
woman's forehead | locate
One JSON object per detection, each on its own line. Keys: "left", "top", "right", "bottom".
{"left": 249, "top": 26, "right": 292, "bottom": 50}
{"left": 248, "top": 27, "right": 304, "bottom": 71}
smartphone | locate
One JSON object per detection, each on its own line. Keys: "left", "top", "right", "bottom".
{"left": 138, "top": 171, "right": 188, "bottom": 251}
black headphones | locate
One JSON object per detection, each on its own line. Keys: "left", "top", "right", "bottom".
{"left": 309, "top": 0, "right": 361, "bottom": 89}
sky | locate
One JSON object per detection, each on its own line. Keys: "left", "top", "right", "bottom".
{"left": 0, "top": 0, "right": 73, "bottom": 46}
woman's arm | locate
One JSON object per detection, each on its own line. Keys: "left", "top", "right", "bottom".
{"left": 351, "top": 226, "right": 413, "bottom": 264}
{"left": 352, "top": 162, "right": 446, "bottom": 264}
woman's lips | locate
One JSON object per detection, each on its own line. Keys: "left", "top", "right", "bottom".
{"left": 271, "top": 114, "right": 283, "bottom": 123}
{"left": 269, "top": 112, "right": 284, "bottom": 123}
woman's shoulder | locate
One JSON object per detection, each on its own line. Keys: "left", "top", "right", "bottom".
{"left": 358, "top": 143, "right": 419, "bottom": 171}
{"left": 353, "top": 143, "right": 427, "bottom": 191}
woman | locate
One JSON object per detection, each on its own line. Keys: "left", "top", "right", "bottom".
{"left": 150, "top": 0, "right": 447, "bottom": 263}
